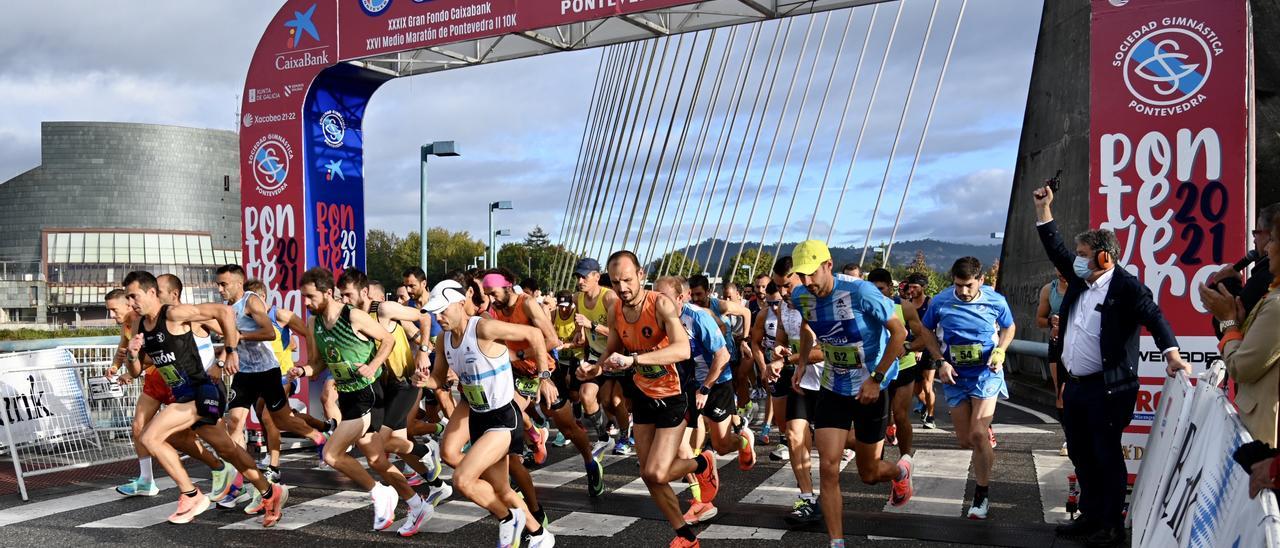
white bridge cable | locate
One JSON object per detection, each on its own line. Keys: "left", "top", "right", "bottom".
{"left": 599, "top": 35, "right": 681, "bottom": 261}
{"left": 804, "top": 4, "right": 882, "bottom": 240}
{"left": 622, "top": 31, "right": 705, "bottom": 252}
{"left": 554, "top": 42, "right": 638, "bottom": 286}
{"left": 645, "top": 23, "right": 762, "bottom": 271}
{"left": 883, "top": 0, "right": 968, "bottom": 266}
{"left": 589, "top": 36, "right": 671, "bottom": 265}
{"left": 631, "top": 29, "right": 722, "bottom": 256}
{"left": 639, "top": 29, "right": 735, "bottom": 267}
{"left": 756, "top": 8, "right": 865, "bottom": 279}
{"left": 680, "top": 20, "right": 778, "bottom": 277}
{"left": 856, "top": 0, "right": 942, "bottom": 267}
{"left": 696, "top": 12, "right": 803, "bottom": 284}
{"left": 732, "top": 11, "right": 829, "bottom": 277}
{"left": 556, "top": 41, "right": 650, "bottom": 285}
{"left": 824, "top": 0, "right": 908, "bottom": 245}
{"left": 554, "top": 46, "right": 620, "bottom": 283}
{"left": 552, "top": 46, "right": 609, "bottom": 260}
{"left": 660, "top": 25, "right": 757, "bottom": 276}
{"left": 655, "top": 25, "right": 765, "bottom": 277}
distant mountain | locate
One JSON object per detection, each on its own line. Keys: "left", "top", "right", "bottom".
{"left": 650, "top": 238, "right": 1001, "bottom": 275}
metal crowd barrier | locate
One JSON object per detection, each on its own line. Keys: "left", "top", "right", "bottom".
{"left": 0, "top": 345, "right": 140, "bottom": 500}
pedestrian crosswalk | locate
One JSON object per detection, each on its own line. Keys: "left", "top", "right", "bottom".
{"left": 0, "top": 434, "right": 1076, "bottom": 541}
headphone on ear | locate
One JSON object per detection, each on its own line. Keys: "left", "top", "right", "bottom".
{"left": 1094, "top": 249, "right": 1114, "bottom": 270}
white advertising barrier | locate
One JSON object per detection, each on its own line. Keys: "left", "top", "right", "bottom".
{"left": 0, "top": 349, "right": 94, "bottom": 446}
{"left": 1132, "top": 365, "right": 1280, "bottom": 547}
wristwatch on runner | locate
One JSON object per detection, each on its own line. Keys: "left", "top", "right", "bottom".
{"left": 538, "top": 370, "right": 553, "bottom": 380}
{"left": 698, "top": 384, "right": 712, "bottom": 396}
{"left": 870, "top": 370, "right": 886, "bottom": 383}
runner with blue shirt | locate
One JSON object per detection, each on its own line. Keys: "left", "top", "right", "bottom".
{"left": 919, "top": 256, "right": 1016, "bottom": 520}
{"left": 789, "top": 240, "right": 914, "bottom": 548}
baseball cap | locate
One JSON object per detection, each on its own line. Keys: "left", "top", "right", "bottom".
{"left": 573, "top": 258, "right": 600, "bottom": 278}
{"left": 556, "top": 290, "right": 573, "bottom": 307}
{"left": 791, "top": 240, "right": 832, "bottom": 276}
{"left": 420, "top": 280, "right": 467, "bottom": 314}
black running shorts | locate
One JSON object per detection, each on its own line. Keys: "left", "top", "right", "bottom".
{"left": 338, "top": 382, "right": 385, "bottom": 434}
{"left": 228, "top": 369, "right": 290, "bottom": 412}
{"left": 381, "top": 378, "right": 420, "bottom": 431}
{"left": 468, "top": 401, "right": 525, "bottom": 456}
{"left": 812, "top": 387, "right": 889, "bottom": 444}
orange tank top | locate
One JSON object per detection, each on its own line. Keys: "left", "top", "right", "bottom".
{"left": 613, "top": 290, "right": 680, "bottom": 399}
{"left": 490, "top": 294, "right": 547, "bottom": 375}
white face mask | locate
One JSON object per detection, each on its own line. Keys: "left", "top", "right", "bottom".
{"left": 1073, "top": 256, "right": 1093, "bottom": 279}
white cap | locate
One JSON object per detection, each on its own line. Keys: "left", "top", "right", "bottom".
{"left": 421, "top": 280, "right": 467, "bottom": 314}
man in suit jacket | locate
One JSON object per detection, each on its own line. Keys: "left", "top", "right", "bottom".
{"left": 1033, "top": 185, "right": 1189, "bottom": 547}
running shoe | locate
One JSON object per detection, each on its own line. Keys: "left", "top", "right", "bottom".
{"left": 527, "top": 527, "right": 557, "bottom": 548}
{"left": 217, "top": 484, "right": 250, "bottom": 509}
{"left": 586, "top": 453, "right": 605, "bottom": 498}
{"left": 315, "top": 432, "right": 330, "bottom": 460}
{"left": 244, "top": 484, "right": 266, "bottom": 515}
{"left": 669, "top": 535, "right": 700, "bottom": 548}
{"left": 325, "top": 418, "right": 338, "bottom": 435}
{"left": 738, "top": 425, "right": 756, "bottom": 471}
{"left": 263, "top": 467, "right": 282, "bottom": 485}
{"left": 591, "top": 436, "right": 615, "bottom": 457}
{"left": 397, "top": 498, "right": 435, "bottom": 537}
{"left": 257, "top": 454, "right": 272, "bottom": 469}
{"left": 841, "top": 448, "right": 854, "bottom": 464}
{"left": 922, "top": 415, "right": 936, "bottom": 429}
{"left": 885, "top": 424, "right": 898, "bottom": 447}
{"left": 550, "top": 431, "right": 569, "bottom": 448}
{"left": 116, "top": 477, "right": 159, "bottom": 497}
{"left": 829, "top": 539, "right": 846, "bottom": 548}
{"left": 261, "top": 484, "right": 289, "bottom": 528}
{"left": 426, "top": 439, "right": 443, "bottom": 482}
{"left": 497, "top": 508, "right": 527, "bottom": 548}
{"left": 405, "top": 471, "right": 425, "bottom": 487}
{"left": 988, "top": 426, "right": 998, "bottom": 449}
{"left": 770, "top": 443, "right": 789, "bottom": 461}
{"left": 693, "top": 450, "right": 720, "bottom": 503}
{"left": 607, "top": 424, "right": 621, "bottom": 439}
{"left": 682, "top": 501, "right": 718, "bottom": 525}
{"left": 967, "top": 497, "right": 990, "bottom": 520}
{"left": 371, "top": 483, "right": 398, "bottom": 531}
{"left": 1059, "top": 442, "right": 1069, "bottom": 457}
{"left": 528, "top": 426, "right": 549, "bottom": 466}
{"left": 759, "top": 424, "right": 772, "bottom": 445}
{"left": 785, "top": 497, "right": 822, "bottom": 526}
{"left": 889, "top": 454, "right": 914, "bottom": 507}
{"left": 427, "top": 482, "right": 454, "bottom": 506}
{"left": 168, "top": 491, "right": 211, "bottom": 524}
{"left": 613, "top": 437, "right": 634, "bottom": 457}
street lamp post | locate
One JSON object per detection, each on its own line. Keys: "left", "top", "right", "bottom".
{"left": 488, "top": 201, "right": 513, "bottom": 268}
{"left": 420, "top": 141, "right": 460, "bottom": 274}
{"left": 493, "top": 229, "right": 511, "bottom": 269}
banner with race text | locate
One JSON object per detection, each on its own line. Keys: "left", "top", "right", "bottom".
{"left": 1090, "top": 0, "right": 1253, "bottom": 479}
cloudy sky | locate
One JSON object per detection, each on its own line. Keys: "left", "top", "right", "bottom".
{"left": 0, "top": 0, "right": 1042, "bottom": 258}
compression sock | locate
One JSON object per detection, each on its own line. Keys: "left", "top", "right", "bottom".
{"left": 974, "top": 484, "right": 989, "bottom": 506}
{"left": 411, "top": 441, "right": 432, "bottom": 458}
{"left": 138, "top": 457, "right": 154, "bottom": 483}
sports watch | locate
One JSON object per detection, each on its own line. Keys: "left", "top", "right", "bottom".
{"left": 870, "top": 370, "right": 886, "bottom": 383}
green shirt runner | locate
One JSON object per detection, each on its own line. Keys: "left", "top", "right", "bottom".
{"left": 314, "top": 305, "right": 380, "bottom": 392}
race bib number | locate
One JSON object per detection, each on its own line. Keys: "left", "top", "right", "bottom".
{"left": 636, "top": 364, "right": 667, "bottom": 379}
{"left": 949, "top": 344, "right": 984, "bottom": 366}
{"left": 156, "top": 365, "right": 182, "bottom": 387}
{"left": 329, "top": 361, "right": 355, "bottom": 382}
{"left": 514, "top": 376, "right": 540, "bottom": 397}
{"left": 821, "top": 344, "right": 864, "bottom": 369}
{"left": 461, "top": 383, "right": 490, "bottom": 410}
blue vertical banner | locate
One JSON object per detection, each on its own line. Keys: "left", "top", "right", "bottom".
{"left": 303, "top": 66, "right": 390, "bottom": 277}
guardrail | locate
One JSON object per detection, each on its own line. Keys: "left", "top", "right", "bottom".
{"left": 0, "top": 346, "right": 139, "bottom": 500}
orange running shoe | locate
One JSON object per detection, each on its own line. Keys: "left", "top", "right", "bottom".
{"left": 693, "top": 450, "right": 719, "bottom": 503}
{"left": 261, "top": 484, "right": 290, "bottom": 528}
{"left": 167, "top": 491, "right": 211, "bottom": 524}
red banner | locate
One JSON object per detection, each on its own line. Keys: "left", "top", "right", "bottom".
{"left": 1089, "top": 0, "right": 1251, "bottom": 476}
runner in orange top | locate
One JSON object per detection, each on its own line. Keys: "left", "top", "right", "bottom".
{"left": 592, "top": 250, "right": 719, "bottom": 548}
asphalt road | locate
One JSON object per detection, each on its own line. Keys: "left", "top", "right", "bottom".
{"left": 0, "top": 386, "right": 1090, "bottom": 547}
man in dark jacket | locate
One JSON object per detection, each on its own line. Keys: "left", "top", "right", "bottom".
{"left": 1033, "top": 185, "right": 1189, "bottom": 547}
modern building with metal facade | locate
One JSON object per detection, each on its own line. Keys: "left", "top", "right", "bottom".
{"left": 0, "top": 122, "right": 242, "bottom": 326}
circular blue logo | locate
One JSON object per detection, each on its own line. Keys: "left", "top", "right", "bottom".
{"left": 320, "top": 110, "right": 346, "bottom": 148}
{"left": 361, "top": 0, "right": 392, "bottom": 16}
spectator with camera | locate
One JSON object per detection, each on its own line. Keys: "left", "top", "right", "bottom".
{"left": 1201, "top": 206, "right": 1280, "bottom": 447}
{"left": 1033, "top": 184, "right": 1189, "bottom": 547}
{"left": 1208, "top": 203, "right": 1280, "bottom": 328}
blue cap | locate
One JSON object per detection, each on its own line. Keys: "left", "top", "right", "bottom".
{"left": 574, "top": 258, "right": 600, "bottom": 278}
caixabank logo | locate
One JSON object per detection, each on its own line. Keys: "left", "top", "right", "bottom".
{"left": 276, "top": 4, "right": 330, "bottom": 71}
{"left": 250, "top": 133, "right": 294, "bottom": 197}
{"left": 1111, "top": 16, "right": 1224, "bottom": 117}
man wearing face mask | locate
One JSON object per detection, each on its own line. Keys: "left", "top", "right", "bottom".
{"left": 1033, "top": 185, "right": 1188, "bottom": 547}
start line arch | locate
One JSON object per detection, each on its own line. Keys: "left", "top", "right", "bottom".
{"left": 238, "top": 0, "right": 878, "bottom": 315}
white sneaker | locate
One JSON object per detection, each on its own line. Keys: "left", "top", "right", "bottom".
{"left": 427, "top": 482, "right": 453, "bottom": 506}
{"left": 841, "top": 449, "right": 854, "bottom": 464}
{"left": 527, "top": 527, "right": 557, "bottom": 547}
{"left": 498, "top": 508, "right": 527, "bottom": 548}
{"left": 371, "top": 483, "right": 398, "bottom": 531}
{"left": 397, "top": 497, "right": 434, "bottom": 537}
{"left": 770, "top": 443, "right": 789, "bottom": 461}
{"left": 967, "top": 497, "right": 990, "bottom": 520}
